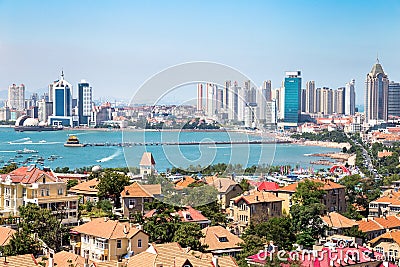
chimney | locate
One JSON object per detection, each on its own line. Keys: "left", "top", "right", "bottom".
{"left": 48, "top": 249, "right": 55, "bottom": 267}
{"left": 84, "top": 251, "right": 89, "bottom": 267}
{"left": 212, "top": 255, "right": 219, "bottom": 267}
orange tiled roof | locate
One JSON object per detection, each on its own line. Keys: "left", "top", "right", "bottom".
{"left": 373, "top": 216, "right": 400, "bottom": 229}
{"left": 378, "top": 150, "right": 393, "bottom": 158}
{"left": 0, "top": 166, "right": 57, "bottom": 184}
{"left": 0, "top": 226, "right": 16, "bottom": 246}
{"left": 206, "top": 177, "right": 239, "bottom": 193}
{"left": 277, "top": 179, "right": 344, "bottom": 192}
{"left": 232, "top": 190, "right": 283, "bottom": 205}
{"left": 371, "top": 192, "right": 400, "bottom": 206}
{"left": 201, "top": 226, "right": 243, "bottom": 251}
{"left": 71, "top": 217, "right": 146, "bottom": 239}
{"left": 127, "top": 242, "right": 238, "bottom": 267}
{"left": 370, "top": 229, "right": 400, "bottom": 246}
{"left": 121, "top": 182, "right": 161, "bottom": 198}
{"left": 174, "top": 176, "right": 197, "bottom": 188}
{"left": 357, "top": 219, "right": 384, "bottom": 232}
{"left": 144, "top": 206, "right": 210, "bottom": 223}
{"left": 69, "top": 179, "right": 99, "bottom": 194}
{"left": 321, "top": 212, "right": 358, "bottom": 229}
{"left": 38, "top": 251, "right": 93, "bottom": 267}
{"left": 0, "top": 254, "right": 38, "bottom": 266}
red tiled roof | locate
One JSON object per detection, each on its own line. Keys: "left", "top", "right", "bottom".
{"left": 0, "top": 166, "right": 57, "bottom": 184}
{"left": 257, "top": 181, "right": 279, "bottom": 191}
{"left": 144, "top": 206, "right": 210, "bottom": 223}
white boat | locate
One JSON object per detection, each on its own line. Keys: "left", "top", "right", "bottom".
{"left": 16, "top": 148, "right": 39, "bottom": 154}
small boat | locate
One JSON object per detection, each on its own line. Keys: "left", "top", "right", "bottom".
{"left": 64, "top": 135, "right": 85, "bottom": 147}
{"left": 39, "top": 140, "right": 47, "bottom": 143}
{"left": 17, "top": 148, "right": 39, "bottom": 154}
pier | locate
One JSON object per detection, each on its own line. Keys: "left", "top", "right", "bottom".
{"left": 78, "top": 140, "right": 291, "bottom": 147}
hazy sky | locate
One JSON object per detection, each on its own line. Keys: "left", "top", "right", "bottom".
{"left": 0, "top": 0, "right": 399, "bottom": 104}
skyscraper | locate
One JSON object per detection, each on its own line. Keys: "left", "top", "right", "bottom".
{"left": 365, "top": 59, "right": 389, "bottom": 123}
{"left": 262, "top": 80, "right": 272, "bottom": 101}
{"left": 305, "top": 81, "right": 315, "bottom": 113}
{"left": 53, "top": 71, "right": 72, "bottom": 117}
{"left": 388, "top": 81, "right": 400, "bottom": 118}
{"left": 228, "top": 82, "right": 238, "bottom": 121}
{"left": 320, "top": 87, "right": 333, "bottom": 115}
{"left": 7, "top": 84, "right": 25, "bottom": 111}
{"left": 223, "top": 80, "right": 231, "bottom": 109}
{"left": 78, "top": 80, "right": 92, "bottom": 125}
{"left": 197, "top": 83, "right": 203, "bottom": 112}
{"left": 283, "top": 71, "right": 301, "bottom": 124}
{"left": 206, "top": 83, "right": 217, "bottom": 117}
{"left": 344, "top": 79, "right": 356, "bottom": 115}
{"left": 335, "top": 87, "right": 345, "bottom": 114}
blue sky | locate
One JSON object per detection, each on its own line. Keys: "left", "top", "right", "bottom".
{"left": 0, "top": 0, "right": 399, "bottom": 104}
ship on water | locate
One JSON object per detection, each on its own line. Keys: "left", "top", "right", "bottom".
{"left": 64, "top": 135, "right": 85, "bottom": 147}
{"left": 14, "top": 115, "right": 63, "bottom": 132}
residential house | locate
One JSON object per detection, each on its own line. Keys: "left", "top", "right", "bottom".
{"left": 357, "top": 216, "right": 400, "bottom": 241}
{"left": 120, "top": 182, "right": 161, "bottom": 217}
{"left": 369, "top": 230, "right": 400, "bottom": 262}
{"left": 0, "top": 166, "right": 79, "bottom": 225}
{"left": 70, "top": 217, "right": 149, "bottom": 262}
{"left": 273, "top": 178, "right": 346, "bottom": 214}
{"left": 321, "top": 211, "right": 358, "bottom": 235}
{"left": 369, "top": 191, "right": 400, "bottom": 218}
{"left": 205, "top": 177, "right": 243, "bottom": 210}
{"left": 126, "top": 242, "right": 238, "bottom": 267}
{"left": 200, "top": 226, "right": 243, "bottom": 257}
{"left": 38, "top": 251, "right": 120, "bottom": 267}
{"left": 139, "top": 152, "right": 156, "bottom": 177}
{"left": 174, "top": 176, "right": 197, "bottom": 189}
{"left": 68, "top": 178, "right": 99, "bottom": 204}
{"left": 229, "top": 190, "right": 283, "bottom": 234}
{"left": 144, "top": 206, "right": 211, "bottom": 229}
{"left": 255, "top": 181, "right": 279, "bottom": 191}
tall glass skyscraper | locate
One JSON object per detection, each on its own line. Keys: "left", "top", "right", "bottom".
{"left": 78, "top": 80, "right": 92, "bottom": 125}
{"left": 283, "top": 71, "right": 302, "bottom": 124}
{"left": 365, "top": 59, "right": 389, "bottom": 123}
{"left": 388, "top": 82, "right": 400, "bottom": 118}
{"left": 53, "top": 71, "right": 72, "bottom": 117}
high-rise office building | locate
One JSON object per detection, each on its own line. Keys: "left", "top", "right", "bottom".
{"left": 197, "top": 83, "right": 203, "bottom": 112}
{"left": 262, "top": 80, "right": 272, "bottom": 101}
{"left": 283, "top": 71, "right": 301, "bottom": 123}
{"left": 315, "top": 88, "right": 321, "bottom": 114}
{"left": 345, "top": 79, "right": 356, "bottom": 115}
{"left": 335, "top": 87, "right": 345, "bottom": 114}
{"left": 388, "top": 82, "right": 400, "bottom": 118}
{"left": 206, "top": 83, "right": 217, "bottom": 117}
{"left": 78, "top": 80, "right": 92, "bottom": 125}
{"left": 53, "top": 71, "right": 72, "bottom": 117}
{"left": 365, "top": 59, "right": 389, "bottom": 123}
{"left": 305, "top": 81, "right": 315, "bottom": 113}
{"left": 7, "top": 84, "right": 25, "bottom": 111}
{"left": 223, "top": 81, "right": 231, "bottom": 109}
{"left": 301, "top": 89, "right": 306, "bottom": 113}
{"left": 38, "top": 99, "right": 53, "bottom": 122}
{"left": 228, "top": 82, "right": 238, "bottom": 121}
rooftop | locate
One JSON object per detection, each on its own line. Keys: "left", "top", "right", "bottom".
{"left": 232, "top": 190, "right": 283, "bottom": 205}
{"left": 277, "top": 178, "right": 345, "bottom": 192}
{"left": 139, "top": 152, "right": 155, "bottom": 166}
{"left": 321, "top": 212, "right": 358, "bottom": 229}
{"left": 121, "top": 182, "right": 161, "bottom": 198}
{"left": 201, "top": 226, "right": 243, "bottom": 251}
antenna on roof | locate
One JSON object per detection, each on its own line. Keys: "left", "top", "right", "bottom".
{"left": 61, "top": 69, "right": 64, "bottom": 80}
{"left": 376, "top": 52, "right": 379, "bottom": 64}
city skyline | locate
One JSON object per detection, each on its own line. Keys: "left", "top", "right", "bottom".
{"left": 0, "top": 1, "right": 399, "bottom": 104}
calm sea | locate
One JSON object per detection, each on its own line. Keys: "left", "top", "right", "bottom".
{"left": 0, "top": 128, "right": 339, "bottom": 172}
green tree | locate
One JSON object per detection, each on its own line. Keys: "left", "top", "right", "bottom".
{"left": 2, "top": 226, "right": 41, "bottom": 256}
{"left": 172, "top": 223, "right": 207, "bottom": 251}
{"left": 18, "top": 203, "right": 69, "bottom": 252}
{"left": 66, "top": 179, "right": 78, "bottom": 190}
{"left": 239, "top": 179, "right": 250, "bottom": 191}
{"left": 196, "top": 201, "right": 228, "bottom": 226}
{"left": 0, "top": 163, "right": 18, "bottom": 174}
{"left": 236, "top": 234, "right": 266, "bottom": 267}
{"left": 97, "top": 171, "right": 130, "bottom": 208}
{"left": 290, "top": 180, "right": 326, "bottom": 248}
{"left": 342, "top": 226, "right": 366, "bottom": 241}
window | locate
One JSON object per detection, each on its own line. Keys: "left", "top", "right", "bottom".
{"left": 41, "top": 189, "right": 45, "bottom": 197}
{"left": 138, "top": 239, "right": 142, "bottom": 248}
{"left": 83, "top": 235, "right": 89, "bottom": 243}
{"left": 128, "top": 199, "right": 136, "bottom": 208}
{"left": 58, "top": 188, "right": 63, "bottom": 195}
{"left": 46, "top": 189, "right": 50, "bottom": 196}
{"left": 5, "top": 200, "right": 9, "bottom": 207}
{"left": 218, "top": 237, "right": 228, "bottom": 242}
{"left": 117, "top": 239, "right": 122, "bottom": 249}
